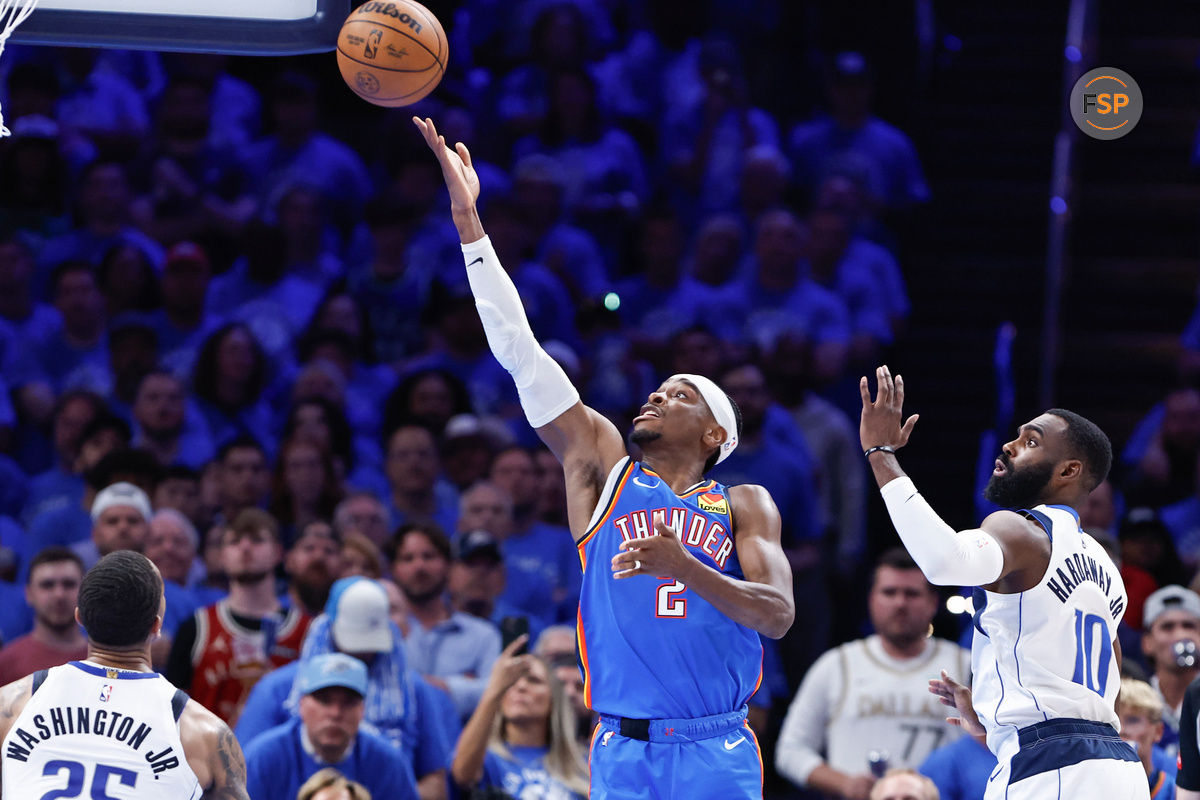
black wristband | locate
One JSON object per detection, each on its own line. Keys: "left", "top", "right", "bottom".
{"left": 863, "top": 445, "right": 896, "bottom": 459}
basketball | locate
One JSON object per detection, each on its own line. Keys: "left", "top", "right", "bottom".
{"left": 336, "top": 0, "right": 447, "bottom": 107}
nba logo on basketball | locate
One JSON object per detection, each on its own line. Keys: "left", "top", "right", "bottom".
{"left": 698, "top": 493, "right": 728, "bottom": 514}
{"left": 98, "top": 685, "right": 113, "bottom": 703}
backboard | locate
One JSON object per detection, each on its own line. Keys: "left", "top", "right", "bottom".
{"left": 9, "top": 0, "right": 350, "bottom": 55}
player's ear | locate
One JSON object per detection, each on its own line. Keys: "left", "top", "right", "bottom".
{"left": 1059, "top": 458, "right": 1083, "bottom": 481}
{"left": 74, "top": 607, "right": 82, "bottom": 626}
{"left": 703, "top": 424, "right": 727, "bottom": 451}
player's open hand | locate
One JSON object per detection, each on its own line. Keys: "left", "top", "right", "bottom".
{"left": 859, "top": 364, "right": 919, "bottom": 453}
{"left": 412, "top": 116, "right": 480, "bottom": 214}
{"left": 928, "top": 669, "right": 985, "bottom": 736}
{"left": 612, "top": 520, "right": 696, "bottom": 581}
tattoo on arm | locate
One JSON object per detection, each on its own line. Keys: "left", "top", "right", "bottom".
{"left": 204, "top": 725, "right": 250, "bottom": 800}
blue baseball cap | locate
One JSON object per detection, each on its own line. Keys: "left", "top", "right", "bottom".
{"left": 296, "top": 653, "right": 368, "bottom": 698}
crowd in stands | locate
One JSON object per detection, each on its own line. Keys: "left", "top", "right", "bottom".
{"left": 1, "top": 2, "right": 1195, "bottom": 799}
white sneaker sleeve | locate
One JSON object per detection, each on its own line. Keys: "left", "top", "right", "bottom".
{"left": 461, "top": 235, "right": 580, "bottom": 428}
{"left": 879, "top": 476, "right": 1005, "bottom": 587}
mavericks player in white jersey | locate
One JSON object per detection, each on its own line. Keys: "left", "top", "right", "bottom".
{"left": 860, "top": 366, "right": 1148, "bottom": 800}
{"left": 0, "top": 551, "right": 249, "bottom": 799}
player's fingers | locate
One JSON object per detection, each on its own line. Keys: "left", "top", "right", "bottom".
{"left": 458, "top": 142, "right": 473, "bottom": 168}
{"left": 901, "top": 414, "right": 919, "bottom": 439}
{"left": 946, "top": 717, "right": 963, "bottom": 728}
{"left": 876, "top": 365, "right": 891, "bottom": 405}
{"left": 859, "top": 375, "right": 872, "bottom": 406}
{"left": 895, "top": 374, "right": 905, "bottom": 407}
{"left": 653, "top": 520, "right": 677, "bottom": 538}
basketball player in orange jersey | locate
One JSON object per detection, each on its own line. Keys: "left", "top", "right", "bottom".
{"left": 414, "top": 116, "right": 794, "bottom": 799}
{"left": 0, "top": 551, "right": 249, "bottom": 799}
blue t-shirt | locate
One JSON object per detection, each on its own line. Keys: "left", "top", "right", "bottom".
{"left": 236, "top": 660, "right": 454, "bottom": 780}
{"left": 450, "top": 745, "right": 586, "bottom": 800}
{"left": 21, "top": 467, "right": 82, "bottom": 528}
{"left": 244, "top": 717, "right": 418, "bottom": 800}
{"left": 918, "top": 735, "right": 998, "bottom": 800}
{"left": 499, "top": 521, "right": 581, "bottom": 627}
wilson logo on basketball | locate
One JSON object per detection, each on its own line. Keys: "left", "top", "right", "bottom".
{"left": 697, "top": 493, "right": 728, "bottom": 514}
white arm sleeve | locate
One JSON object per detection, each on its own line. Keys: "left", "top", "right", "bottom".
{"left": 879, "top": 476, "right": 1005, "bottom": 587}
{"left": 461, "top": 236, "right": 579, "bottom": 427}
{"left": 775, "top": 649, "right": 841, "bottom": 787}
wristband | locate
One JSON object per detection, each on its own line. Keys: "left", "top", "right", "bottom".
{"left": 863, "top": 445, "right": 896, "bottom": 459}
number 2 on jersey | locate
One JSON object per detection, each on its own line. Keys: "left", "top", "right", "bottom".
{"left": 1071, "top": 609, "right": 1112, "bottom": 696}
{"left": 41, "top": 760, "right": 137, "bottom": 800}
{"left": 656, "top": 580, "right": 687, "bottom": 618}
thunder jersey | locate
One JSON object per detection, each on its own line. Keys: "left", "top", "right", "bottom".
{"left": 2, "top": 661, "right": 201, "bottom": 799}
{"left": 971, "top": 504, "right": 1127, "bottom": 764}
{"left": 576, "top": 458, "right": 762, "bottom": 719}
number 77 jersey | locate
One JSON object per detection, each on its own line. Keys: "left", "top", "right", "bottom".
{"left": 575, "top": 458, "right": 763, "bottom": 720}
{"left": 970, "top": 504, "right": 1128, "bottom": 764}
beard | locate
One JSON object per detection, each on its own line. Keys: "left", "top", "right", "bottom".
{"left": 984, "top": 454, "right": 1056, "bottom": 508}
{"left": 630, "top": 427, "right": 661, "bottom": 447}
{"left": 229, "top": 570, "right": 272, "bottom": 585}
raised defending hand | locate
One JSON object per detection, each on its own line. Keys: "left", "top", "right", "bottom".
{"left": 928, "top": 669, "right": 986, "bottom": 736}
{"left": 611, "top": 520, "right": 696, "bottom": 581}
{"left": 859, "top": 364, "right": 919, "bottom": 453}
{"left": 412, "top": 116, "right": 480, "bottom": 215}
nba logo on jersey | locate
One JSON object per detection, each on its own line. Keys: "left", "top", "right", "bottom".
{"left": 98, "top": 684, "right": 112, "bottom": 702}
{"left": 697, "top": 493, "right": 727, "bottom": 514}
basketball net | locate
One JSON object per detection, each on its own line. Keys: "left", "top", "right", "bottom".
{"left": 0, "top": 0, "right": 38, "bottom": 137}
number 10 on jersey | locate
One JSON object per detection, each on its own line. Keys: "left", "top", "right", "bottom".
{"left": 1071, "top": 609, "right": 1112, "bottom": 696}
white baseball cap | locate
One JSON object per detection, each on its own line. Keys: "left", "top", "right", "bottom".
{"left": 90, "top": 482, "right": 152, "bottom": 523}
{"left": 330, "top": 578, "right": 393, "bottom": 654}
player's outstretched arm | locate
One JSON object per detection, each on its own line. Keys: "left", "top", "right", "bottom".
{"left": 611, "top": 485, "right": 794, "bottom": 638}
{"left": 413, "top": 117, "right": 627, "bottom": 535}
{"left": 180, "top": 701, "right": 250, "bottom": 800}
{"left": 860, "top": 365, "right": 1049, "bottom": 591}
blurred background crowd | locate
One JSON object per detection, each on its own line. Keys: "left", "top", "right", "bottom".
{"left": 0, "top": 1, "right": 1196, "bottom": 798}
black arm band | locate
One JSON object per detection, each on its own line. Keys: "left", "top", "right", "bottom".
{"left": 863, "top": 445, "right": 896, "bottom": 459}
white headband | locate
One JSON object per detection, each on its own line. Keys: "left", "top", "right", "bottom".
{"left": 673, "top": 373, "right": 739, "bottom": 465}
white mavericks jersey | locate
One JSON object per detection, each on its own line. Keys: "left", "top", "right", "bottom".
{"left": 2, "top": 661, "right": 201, "bottom": 799}
{"left": 824, "top": 635, "right": 971, "bottom": 772}
{"left": 971, "top": 504, "right": 1127, "bottom": 765}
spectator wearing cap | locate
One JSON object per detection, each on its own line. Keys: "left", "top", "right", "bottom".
{"left": 390, "top": 522, "right": 502, "bottom": 721}
{"left": 237, "top": 577, "right": 454, "bottom": 800}
{"left": 72, "top": 480, "right": 153, "bottom": 569}
{"left": 23, "top": 442, "right": 159, "bottom": 581}
{"left": 0, "top": 547, "right": 87, "bottom": 684}
{"left": 244, "top": 652, "right": 419, "bottom": 800}
{"left": 147, "top": 241, "right": 219, "bottom": 378}
{"left": 788, "top": 51, "right": 930, "bottom": 210}
{"left": 450, "top": 529, "right": 543, "bottom": 642}
{"left": 1143, "top": 585, "right": 1200, "bottom": 759}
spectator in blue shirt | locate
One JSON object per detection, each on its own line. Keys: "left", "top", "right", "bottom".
{"left": 390, "top": 522, "right": 501, "bottom": 720}
{"left": 919, "top": 734, "right": 997, "bottom": 800}
{"left": 244, "top": 652, "right": 419, "bottom": 800}
{"left": 449, "top": 638, "right": 588, "bottom": 800}
{"left": 789, "top": 51, "right": 930, "bottom": 210}
{"left": 487, "top": 447, "right": 579, "bottom": 627}
{"left": 30, "top": 260, "right": 110, "bottom": 394}
{"left": 239, "top": 577, "right": 455, "bottom": 800}
{"left": 20, "top": 390, "right": 104, "bottom": 526}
